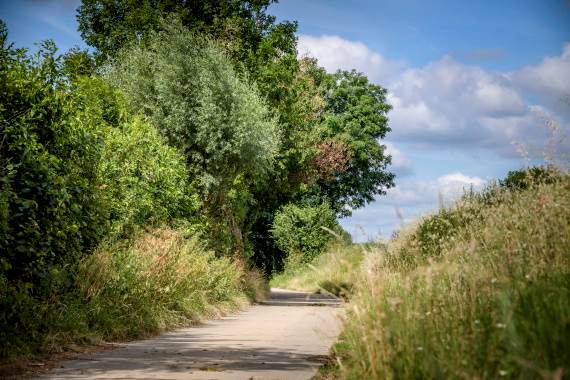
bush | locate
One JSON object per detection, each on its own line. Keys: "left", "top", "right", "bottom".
{"left": 0, "top": 27, "right": 109, "bottom": 283}
{"left": 99, "top": 117, "right": 200, "bottom": 238}
{"left": 0, "top": 227, "right": 250, "bottom": 357}
{"left": 500, "top": 165, "right": 560, "bottom": 191}
{"left": 271, "top": 202, "right": 338, "bottom": 266}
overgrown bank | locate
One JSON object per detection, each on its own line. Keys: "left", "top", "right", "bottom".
{"left": 323, "top": 169, "right": 570, "bottom": 379}
{"left": 1, "top": 227, "right": 266, "bottom": 358}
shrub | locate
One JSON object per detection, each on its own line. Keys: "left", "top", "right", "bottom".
{"left": 500, "top": 165, "right": 560, "bottom": 191}
{"left": 77, "top": 227, "right": 245, "bottom": 337}
{"left": 99, "top": 117, "right": 200, "bottom": 238}
{"left": 0, "top": 227, "right": 249, "bottom": 357}
{"left": 271, "top": 202, "right": 338, "bottom": 266}
{"left": 0, "top": 27, "right": 109, "bottom": 283}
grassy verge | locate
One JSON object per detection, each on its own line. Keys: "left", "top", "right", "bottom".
{"left": 0, "top": 226, "right": 267, "bottom": 361}
{"left": 270, "top": 243, "right": 364, "bottom": 298}
{"left": 327, "top": 175, "right": 570, "bottom": 379}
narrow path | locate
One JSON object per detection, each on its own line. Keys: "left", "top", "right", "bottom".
{"left": 39, "top": 289, "right": 344, "bottom": 380}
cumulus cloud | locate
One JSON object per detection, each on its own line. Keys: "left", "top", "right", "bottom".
{"left": 511, "top": 43, "right": 570, "bottom": 98}
{"left": 298, "top": 34, "right": 406, "bottom": 84}
{"left": 510, "top": 43, "right": 570, "bottom": 116}
{"left": 340, "top": 172, "right": 486, "bottom": 241}
{"left": 383, "top": 172, "right": 485, "bottom": 208}
{"left": 299, "top": 34, "right": 569, "bottom": 157}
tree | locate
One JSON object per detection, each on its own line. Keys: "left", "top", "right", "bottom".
{"left": 77, "top": 0, "right": 277, "bottom": 62}
{"left": 108, "top": 20, "right": 280, "bottom": 257}
{"left": 313, "top": 70, "right": 395, "bottom": 216}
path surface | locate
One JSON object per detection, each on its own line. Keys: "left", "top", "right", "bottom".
{"left": 39, "top": 289, "right": 344, "bottom": 380}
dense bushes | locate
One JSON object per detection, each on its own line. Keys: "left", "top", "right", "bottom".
{"left": 331, "top": 171, "right": 570, "bottom": 379}
{"left": 77, "top": 227, "right": 248, "bottom": 337}
{"left": 0, "top": 22, "right": 244, "bottom": 358}
{"left": 0, "top": 29, "right": 108, "bottom": 283}
{"left": 99, "top": 117, "right": 199, "bottom": 237}
{"left": 271, "top": 202, "right": 338, "bottom": 266}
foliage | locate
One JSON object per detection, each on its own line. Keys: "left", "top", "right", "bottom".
{"left": 76, "top": 0, "right": 396, "bottom": 271}
{"left": 99, "top": 117, "right": 199, "bottom": 238}
{"left": 0, "top": 24, "right": 108, "bottom": 282}
{"left": 271, "top": 202, "right": 339, "bottom": 266}
{"left": 0, "top": 227, "right": 257, "bottom": 357}
{"left": 499, "top": 165, "right": 560, "bottom": 191}
{"left": 77, "top": 0, "right": 277, "bottom": 62}
{"left": 109, "top": 20, "right": 280, "bottom": 256}
{"left": 315, "top": 70, "right": 395, "bottom": 216}
{"left": 330, "top": 172, "right": 570, "bottom": 379}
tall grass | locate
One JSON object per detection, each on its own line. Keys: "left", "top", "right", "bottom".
{"left": 333, "top": 174, "right": 570, "bottom": 379}
{"left": 0, "top": 226, "right": 266, "bottom": 358}
{"left": 270, "top": 243, "right": 364, "bottom": 298}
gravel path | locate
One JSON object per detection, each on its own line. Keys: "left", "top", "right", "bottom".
{"left": 38, "top": 289, "right": 344, "bottom": 380}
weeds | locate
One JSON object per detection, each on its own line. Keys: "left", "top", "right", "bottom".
{"left": 0, "top": 226, "right": 264, "bottom": 358}
{"left": 331, "top": 172, "right": 570, "bottom": 379}
{"left": 270, "top": 242, "right": 364, "bottom": 299}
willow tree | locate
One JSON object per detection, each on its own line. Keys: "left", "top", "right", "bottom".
{"left": 108, "top": 20, "right": 280, "bottom": 257}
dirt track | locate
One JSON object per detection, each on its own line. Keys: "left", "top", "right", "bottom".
{"left": 38, "top": 289, "right": 344, "bottom": 380}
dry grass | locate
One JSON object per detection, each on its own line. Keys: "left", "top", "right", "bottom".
{"left": 0, "top": 226, "right": 266, "bottom": 358}
{"left": 270, "top": 242, "right": 364, "bottom": 298}
{"left": 331, "top": 173, "right": 570, "bottom": 379}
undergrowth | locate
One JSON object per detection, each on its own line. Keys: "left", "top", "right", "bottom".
{"left": 0, "top": 226, "right": 266, "bottom": 358}
{"left": 270, "top": 243, "right": 364, "bottom": 298}
{"left": 328, "top": 171, "right": 570, "bottom": 379}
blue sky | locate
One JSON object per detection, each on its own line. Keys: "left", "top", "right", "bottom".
{"left": 1, "top": 0, "right": 569, "bottom": 241}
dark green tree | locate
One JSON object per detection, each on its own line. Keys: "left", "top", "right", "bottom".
{"left": 314, "top": 70, "right": 395, "bottom": 216}
{"left": 77, "top": 0, "right": 278, "bottom": 62}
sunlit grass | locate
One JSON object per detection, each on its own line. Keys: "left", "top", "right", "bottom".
{"left": 330, "top": 173, "right": 570, "bottom": 379}
{"left": 0, "top": 226, "right": 266, "bottom": 357}
{"left": 270, "top": 243, "right": 364, "bottom": 298}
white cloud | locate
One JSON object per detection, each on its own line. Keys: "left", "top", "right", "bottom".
{"left": 385, "top": 172, "right": 485, "bottom": 207}
{"left": 299, "top": 34, "right": 569, "bottom": 158}
{"left": 511, "top": 43, "right": 570, "bottom": 101}
{"left": 298, "top": 34, "right": 406, "bottom": 84}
